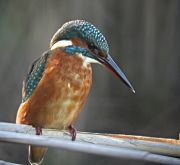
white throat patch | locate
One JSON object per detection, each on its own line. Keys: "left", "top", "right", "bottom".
{"left": 77, "top": 53, "right": 100, "bottom": 67}
{"left": 51, "top": 40, "right": 73, "bottom": 50}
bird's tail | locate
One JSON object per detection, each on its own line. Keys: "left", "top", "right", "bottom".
{"left": 28, "top": 145, "right": 48, "bottom": 165}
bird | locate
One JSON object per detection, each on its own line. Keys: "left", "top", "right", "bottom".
{"left": 16, "top": 20, "right": 135, "bottom": 165}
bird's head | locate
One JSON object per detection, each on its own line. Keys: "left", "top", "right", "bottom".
{"left": 50, "top": 20, "right": 135, "bottom": 93}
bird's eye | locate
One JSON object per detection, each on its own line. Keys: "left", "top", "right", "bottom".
{"left": 88, "top": 44, "right": 99, "bottom": 54}
{"left": 88, "top": 44, "right": 107, "bottom": 58}
{"left": 88, "top": 44, "right": 95, "bottom": 51}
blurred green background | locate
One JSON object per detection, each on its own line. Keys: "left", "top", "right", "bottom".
{"left": 0, "top": 0, "right": 179, "bottom": 165}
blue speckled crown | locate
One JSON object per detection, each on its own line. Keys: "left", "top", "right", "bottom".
{"left": 50, "top": 20, "right": 109, "bottom": 54}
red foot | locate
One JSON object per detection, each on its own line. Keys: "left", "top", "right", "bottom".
{"left": 68, "top": 125, "right": 77, "bottom": 141}
{"left": 35, "top": 126, "right": 42, "bottom": 135}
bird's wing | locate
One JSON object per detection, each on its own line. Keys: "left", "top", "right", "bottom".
{"left": 22, "top": 50, "right": 51, "bottom": 102}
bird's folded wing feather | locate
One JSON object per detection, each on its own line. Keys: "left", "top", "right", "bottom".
{"left": 22, "top": 50, "right": 51, "bottom": 102}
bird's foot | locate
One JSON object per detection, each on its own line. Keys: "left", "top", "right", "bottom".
{"left": 35, "top": 126, "right": 42, "bottom": 135}
{"left": 68, "top": 125, "right": 77, "bottom": 141}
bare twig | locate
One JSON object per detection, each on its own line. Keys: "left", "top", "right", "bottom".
{"left": 0, "top": 122, "right": 179, "bottom": 165}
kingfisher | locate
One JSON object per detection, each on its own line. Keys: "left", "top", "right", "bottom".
{"left": 16, "top": 20, "right": 135, "bottom": 165}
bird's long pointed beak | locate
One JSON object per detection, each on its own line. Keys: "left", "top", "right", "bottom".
{"left": 95, "top": 54, "right": 135, "bottom": 93}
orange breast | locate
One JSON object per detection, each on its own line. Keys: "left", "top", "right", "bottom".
{"left": 16, "top": 49, "right": 92, "bottom": 129}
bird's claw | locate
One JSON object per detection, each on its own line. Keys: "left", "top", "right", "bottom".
{"left": 35, "top": 126, "right": 42, "bottom": 135}
{"left": 68, "top": 125, "right": 77, "bottom": 141}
